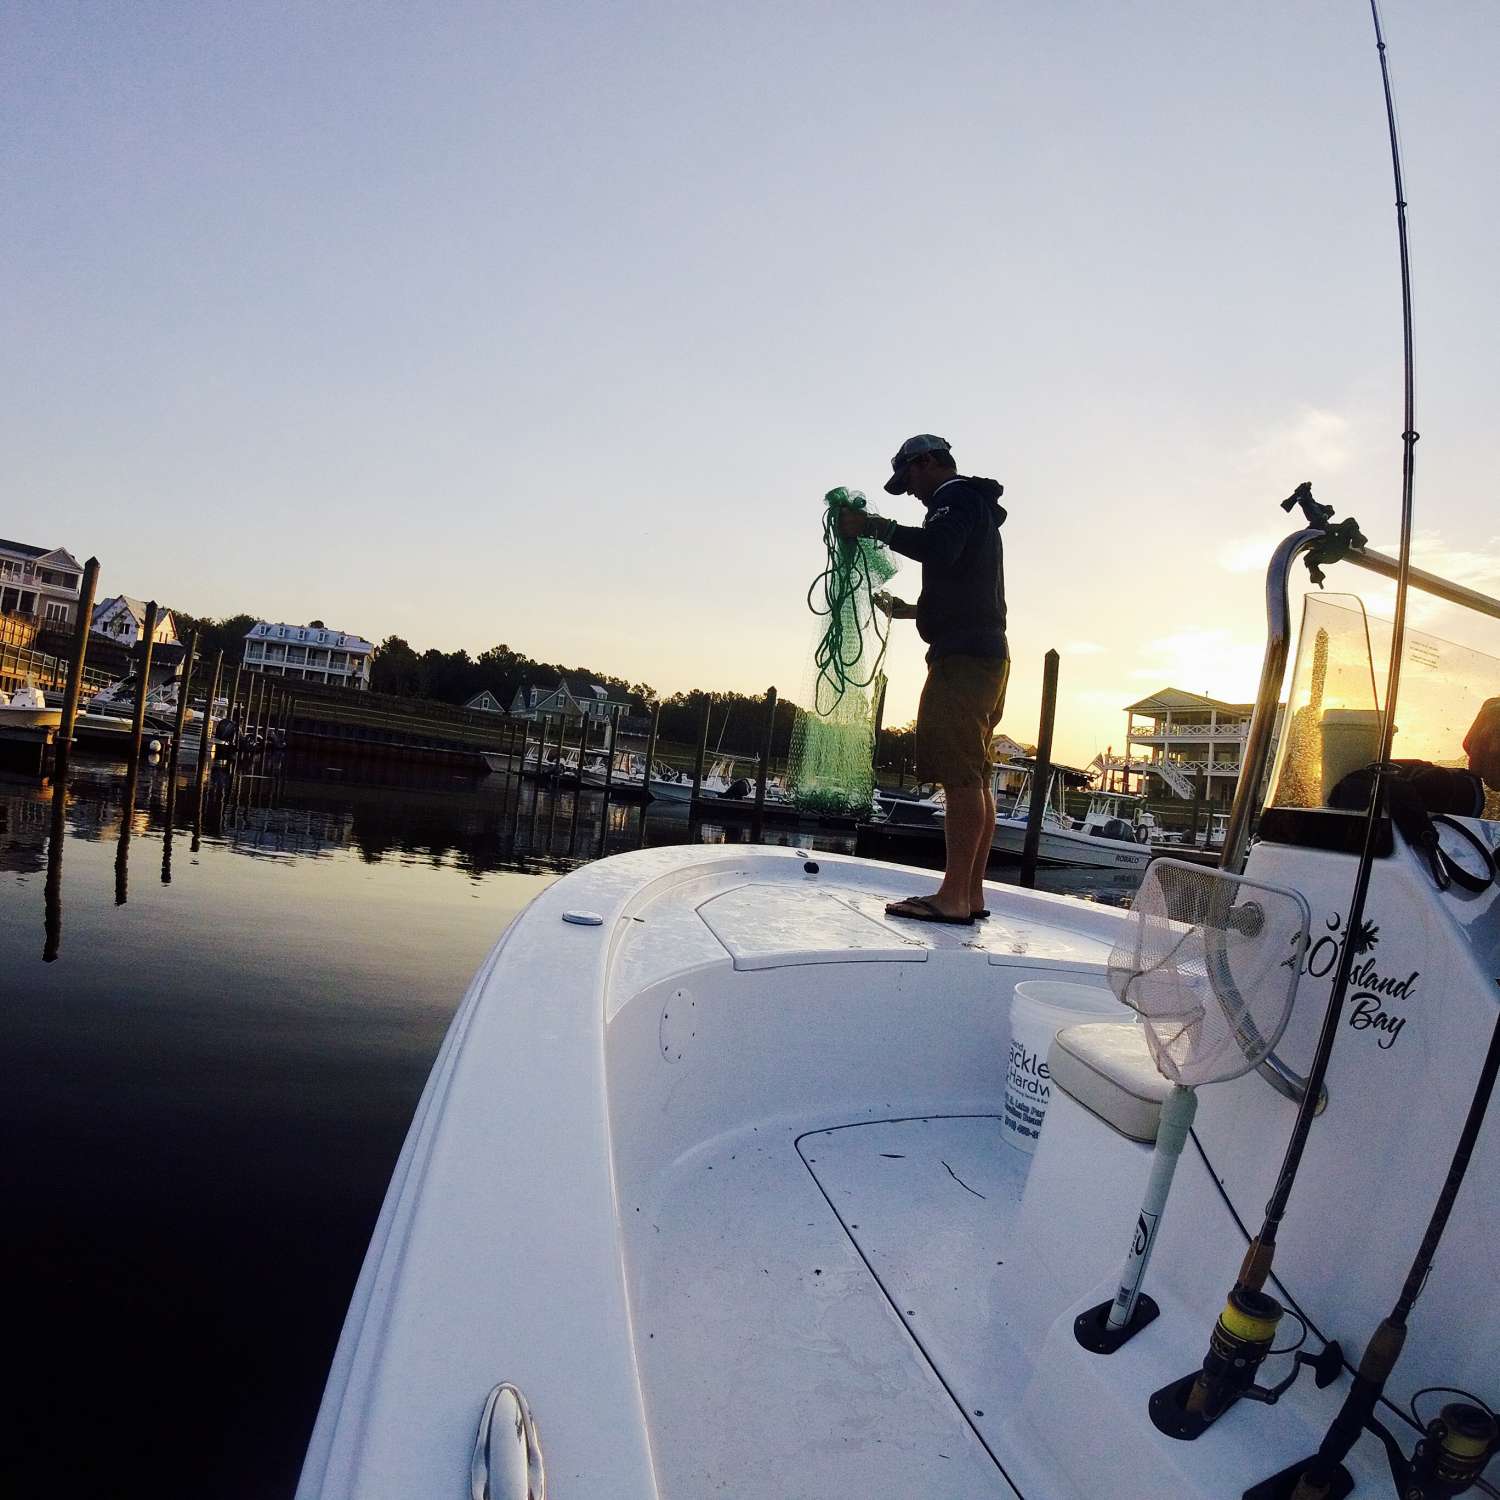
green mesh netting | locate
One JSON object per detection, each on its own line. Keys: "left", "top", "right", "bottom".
{"left": 788, "top": 488, "right": 898, "bottom": 817}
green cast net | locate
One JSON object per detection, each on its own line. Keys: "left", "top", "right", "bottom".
{"left": 787, "top": 488, "right": 899, "bottom": 817}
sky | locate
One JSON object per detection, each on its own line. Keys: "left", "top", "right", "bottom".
{"left": 4, "top": 1, "right": 1497, "bottom": 765}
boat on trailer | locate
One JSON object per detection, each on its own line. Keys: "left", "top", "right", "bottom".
{"left": 298, "top": 523, "right": 1500, "bottom": 1500}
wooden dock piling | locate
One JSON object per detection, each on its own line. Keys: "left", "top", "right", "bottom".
{"left": 160, "top": 627, "right": 197, "bottom": 880}
{"left": 1019, "top": 650, "right": 1060, "bottom": 889}
{"left": 225, "top": 664, "right": 243, "bottom": 726}
{"left": 545, "top": 716, "right": 564, "bottom": 850}
{"left": 691, "top": 695, "right": 711, "bottom": 804}
{"left": 243, "top": 674, "right": 258, "bottom": 747}
{"left": 195, "top": 653, "right": 223, "bottom": 795}
{"left": 527, "top": 717, "right": 547, "bottom": 847}
{"left": 169, "top": 628, "right": 199, "bottom": 771}
{"left": 504, "top": 723, "right": 521, "bottom": 824}
{"left": 52, "top": 556, "right": 100, "bottom": 779}
{"left": 127, "top": 602, "right": 160, "bottom": 766}
{"left": 597, "top": 704, "right": 622, "bottom": 856}
{"left": 549, "top": 713, "right": 565, "bottom": 788}
{"left": 637, "top": 701, "right": 662, "bottom": 848}
{"left": 751, "top": 686, "right": 777, "bottom": 843}
{"left": 567, "top": 714, "right": 588, "bottom": 854}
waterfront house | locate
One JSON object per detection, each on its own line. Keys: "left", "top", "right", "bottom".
{"left": 1121, "top": 687, "right": 1269, "bottom": 806}
{"left": 91, "top": 595, "right": 180, "bottom": 649}
{"left": 509, "top": 679, "right": 632, "bottom": 724}
{"left": 464, "top": 690, "right": 507, "bottom": 714}
{"left": 244, "top": 620, "right": 374, "bottom": 690}
{"left": 0, "top": 538, "right": 84, "bottom": 629}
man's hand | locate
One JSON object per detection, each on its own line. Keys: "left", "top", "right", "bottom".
{"left": 873, "top": 592, "right": 916, "bottom": 620}
{"left": 1465, "top": 697, "right": 1500, "bottom": 788}
{"left": 837, "top": 507, "right": 893, "bottom": 543}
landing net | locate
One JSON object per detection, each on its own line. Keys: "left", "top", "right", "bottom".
{"left": 1108, "top": 859, "right": 1310, "bottom": 1086}
{"left": 788, "top": 488, "right": 898, "bottom": 817}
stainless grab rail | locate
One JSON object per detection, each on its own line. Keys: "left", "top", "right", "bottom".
{"left": 1218, "top": 529, "right": 1323, "bottom": 879}
{"left": 1221, "top": 528, "right": 1500, "bottom": 1107}
{"left": 472, "top": 1383, "right": 546, "bottom": 1500}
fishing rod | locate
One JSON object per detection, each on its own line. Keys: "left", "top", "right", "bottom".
{"left": 1248, "top": 1008, "right": 1500, "bottom": 1498}
{"left": 1149, "top": 0, "right": 1426, "bottom": 1440}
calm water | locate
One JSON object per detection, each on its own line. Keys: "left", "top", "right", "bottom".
{"left": 0, "top": 752, "right": 1138, "bottom": 1496}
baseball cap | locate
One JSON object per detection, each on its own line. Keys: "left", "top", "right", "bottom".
{"left": 884, "top": 433, "right": 952, "bottom": 494}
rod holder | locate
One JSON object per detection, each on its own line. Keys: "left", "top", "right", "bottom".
{"left": 1073, "top": 1294, "right": 1159, "bottom": 1355}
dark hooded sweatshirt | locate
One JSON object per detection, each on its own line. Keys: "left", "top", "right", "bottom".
{"left": 884, "top": 475, "right": 1007, "bottom": 663}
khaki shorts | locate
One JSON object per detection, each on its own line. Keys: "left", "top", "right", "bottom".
{"left": 915, "top": 654, "right": 1011, "bottom": 789}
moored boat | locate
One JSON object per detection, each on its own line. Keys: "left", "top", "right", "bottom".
{"left": 0, "top": 682, "right": 63, "bottom": 731}
{"left": 985, "top": 763, "right": 1154, "bottom": 872}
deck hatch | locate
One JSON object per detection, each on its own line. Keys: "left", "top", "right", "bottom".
{"left": 696, "top": 884, "right": 930, "bottom": 970}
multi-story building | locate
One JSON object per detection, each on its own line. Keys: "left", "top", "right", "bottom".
{"left": 0, "top": 537, "right": 84, "bottom": 629}
{"left": 1121, "top": 688, "right": 1257, "bottom": 807}
{"left": 91, "top": 595, "right": 179, "bottom": 648}
{"left": 243, "top": 620, "right": 374, "bottom": 690}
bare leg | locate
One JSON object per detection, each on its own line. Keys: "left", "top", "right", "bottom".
{"left": 968, "top": 779, "right": 995, "bottom": 911}
{"left": 932, "top": 783, "right": 987, "bottom": 916}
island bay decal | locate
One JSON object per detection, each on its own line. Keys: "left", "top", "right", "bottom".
{"left": 1301, "top": 910, "right": 1419, "bottom": 1050}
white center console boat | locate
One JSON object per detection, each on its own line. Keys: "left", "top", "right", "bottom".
{"left": 298, "top": 526, "right": 1500, "bottom": 1499}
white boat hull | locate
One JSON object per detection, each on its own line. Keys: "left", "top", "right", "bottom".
{"left": 300, "top": 834, "right": 1500, "bottom": 1500}
{"left": 990, "top": 816, "right": 1152, "bottom": 870}
{"left": 0, "top": 706, "right": 63, "bottom": 730}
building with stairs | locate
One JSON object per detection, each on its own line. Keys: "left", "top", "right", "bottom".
{"left": 1100, "top": 687, "right": 1283, "bottom": 807}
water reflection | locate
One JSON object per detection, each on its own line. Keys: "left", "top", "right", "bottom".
{"left": 44, "top": 782, "right": 64, "bottom": 960}
{"left": 0, "top": 775, "right": 49, "bottom": 874}
{"left": 114, "top": 751, "right": 139, "bottom": 906}
{"left": 5, "top": 754, "right": 865, "bottom": 974}
{"left": 2, "top": 753, "right": 562, "bottom": 1499}
{"left": 3, "top": 755, "right": 1138, "bottom": 943}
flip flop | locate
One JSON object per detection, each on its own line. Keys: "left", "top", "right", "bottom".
{"left": 885, "top": 896, "right": 974, "bottom": 926}
{"left": 972, "top": 908, "right": 991, "bottom": 920}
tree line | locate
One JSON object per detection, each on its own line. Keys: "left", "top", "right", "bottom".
{"left": 169, "top": 612, "right": 919, "bottom": 765}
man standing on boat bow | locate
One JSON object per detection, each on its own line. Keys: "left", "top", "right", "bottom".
{"left": 838, "top": 434, "right": 1009, "bottom": 925}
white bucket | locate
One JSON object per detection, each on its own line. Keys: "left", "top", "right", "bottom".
{"left": 1319, "top": 708, "right": 1383, "bottom": 804}
{"left": 1003, "top": 978, "right": 1122, "bottom": 1154}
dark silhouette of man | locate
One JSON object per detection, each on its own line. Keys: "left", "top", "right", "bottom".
{"left": 840, "top": 434, "right": 1008, "bottom": 924}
